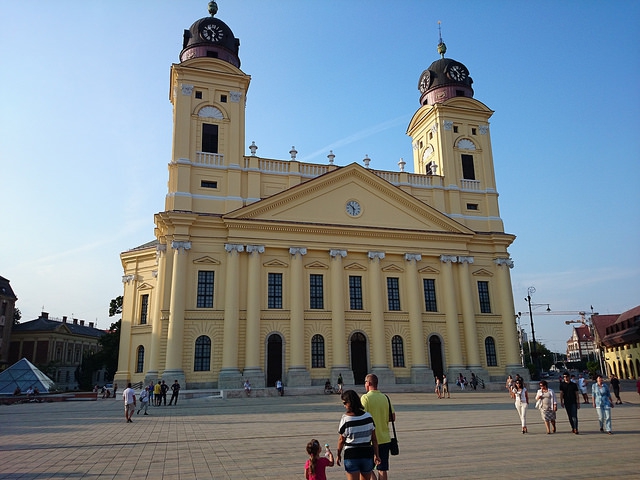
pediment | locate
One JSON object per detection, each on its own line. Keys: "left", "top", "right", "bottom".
{"left": 224, "top": 163, "right": 473, "bottom": 235}
{"left": 472, "top": 268, "right": 493, "bottom": 277}
{"left": 418, "top": 266, "right": 440, "bottom": 274}
{"left": 381, "top": 264, "right": 404, "bottom": 273}
{"left": 305, "top": 261, "right": 328, "bottom": 270}
{"left": 264, "top": 259, "right": 288, "bottom": 268}
{"left": 344, "top": 262, "right": 367, "bottom": 271}
{"left": 193, "top": 256, "right": 221, "bottom": 265}
{"left": 137, "top": 283, "right": 154, "bottom": 291}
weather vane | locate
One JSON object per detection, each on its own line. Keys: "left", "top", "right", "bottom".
{"left": 437, "top": 20, "right": 447, "bottom": 58}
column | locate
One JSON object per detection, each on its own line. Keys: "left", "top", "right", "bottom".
{"left": 457, "top": 256, "right": 482, "bottom": 369}
{"left": 163, "top": 240, "right": 191, "bottom": 386}
{"left": 440, "top": 255, "right": 464, "bottom": 370}
{"left": 243, "top": 245, "right": 265, "bottom": 386}
{"left": 146, "top": 243, "right": 166, "bottom": 383}
{"left": 114, "top": 274, "right": 137, "bottom": 385}
{"left": 494, "top": 258, "right": 523, "bottom": 371}
{"left": 287, "top": 247, "right": 311, "bottom": 386}
{"left": 329, "top": 249, "right": 352, "bottom": 385}
{"left": 218, "top": 243, "right": 244, "bottom": 388}
{"left": 404, "top": 253, "right": 430, "bottom": 383}
{"left": 368, "top": 251, "right": 393, "bottom": 384}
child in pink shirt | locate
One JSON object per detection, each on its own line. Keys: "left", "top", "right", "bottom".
{"left": 304, "top": 439, "right": 334, "bottom": 480}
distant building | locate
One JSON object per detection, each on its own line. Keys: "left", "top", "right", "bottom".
{"left": 599, "top": 305, "right": 640, "bottom": 379}
{"left": 566, "top": 325, "right": 596, "bottom": 362}
{"left": 0, "top": 275, "right": 18, "bottom": 368}
{"left": 8, "top": 312, "right": 106, "bottom": 390}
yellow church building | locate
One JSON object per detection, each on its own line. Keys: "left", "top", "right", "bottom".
{"left": 115, "top": 2, "right": 525, "bottom": 390}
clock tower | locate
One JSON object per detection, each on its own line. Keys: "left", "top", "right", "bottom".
{"left": 407, "top": 35, "right": 503, "bottom": 233}
{"left": 165, "top": 0, "right": 250, "bottom": 215}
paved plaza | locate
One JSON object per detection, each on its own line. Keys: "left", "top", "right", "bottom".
{"left": 1, "top": 386, "right": 638, "bottom": 479}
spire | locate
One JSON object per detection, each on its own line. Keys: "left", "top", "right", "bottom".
{"left": 437, "top": 21, "right": 447, "bottom": 58}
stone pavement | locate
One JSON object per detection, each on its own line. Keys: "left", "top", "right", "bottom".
{"left": 0, "top": 387, "right": 638, "bottom": 479}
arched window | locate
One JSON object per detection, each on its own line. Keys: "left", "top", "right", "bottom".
{"left": 485, "top": 337, "right": 497, "bottom": 366}
{"left": 136, "top": 346, "right": 145, "bottom": 373}
{"left": 194, "top": 336, "right": 211, "bottom": 371}
{"left": 392, "top": 335, "right": 405, "bottom": 368}
{"left": 311, "top": 334, "right": 325, "bottom": 368}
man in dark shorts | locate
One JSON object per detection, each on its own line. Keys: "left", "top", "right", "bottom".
{"left": 559, "top": 372, "right": 581, "bottom": 434}
{"left": 361, "top": 373, "right": 395, "bottom": 479}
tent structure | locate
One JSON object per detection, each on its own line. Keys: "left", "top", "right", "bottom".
{"left": 0, "top": 358, "right": 57, "bottom": 395}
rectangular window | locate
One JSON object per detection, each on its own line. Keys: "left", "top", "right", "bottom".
{"left": 349, "top": 276, "right": 363, "bottom": 310}
{"left": 220, "top": 94, "right": 227, "bottom": 103}
{"left": 202, "top": 123, "right": 219, "bottom": 153}
{"left": 423, "top": 279, "right": 437, "bottom": 312}
{"left": 196, "top": 271, "right": 215, "bottom": 308}
{"left": 478, "top": 281, "right": 492, "bottom": 313}
{"left": 462, "top": 154, "right": 475, "bottom": 180}
{"left": 195, "top": 91, "right": 202, "bottom": 99}
{"left": 387, "top": 277, "right": 401, "bottom": 311}
{"left": 453, "top": 125, "right": 459, "bottom": 133}
{"left": 471, "top": 127, "right": 477, "bottom": 135}
{"left": 139, "top": 294, "right": 149, "bottom": 325}
{"left": 309, "top": 274, "right": 324, "bottom": 309}
{"left": 268, "top": 273, "right": 283, "bottom": 309}
{"left": 201, "top": 180, "right": 218, "bottom": 189}
{"left": 466, "top": 203, "right": 478, "bottom": 210}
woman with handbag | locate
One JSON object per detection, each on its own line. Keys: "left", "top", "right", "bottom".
{"left": 512, "top": 378, "right": 529, "bottom": 433}
{"left": 535, "top": 380, "right": 557, "bottom": 434}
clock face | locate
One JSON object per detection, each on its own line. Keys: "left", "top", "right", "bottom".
{"left": 447, "top": 64, "right": 468, "bottom": 82}
{"left": 418, "top": 71, "right": 431, "bottom": 93}
{"left": 345, "top": 200, "right": 361, "bottom": 217}
{"left": 201, "top": 23, "right": 223, "bottom": 42}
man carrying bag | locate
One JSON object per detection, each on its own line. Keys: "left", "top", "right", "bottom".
{"left": 362, "top": 373, "right": 397, "bottom": 479}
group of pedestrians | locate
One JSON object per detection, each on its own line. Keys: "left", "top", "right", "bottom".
{"left": 121, "top": 379, "right": 181, "bottom": 423}
{"left": 509, "top": 372, "right": 618, "bottom": 435}
{"left": 305, "top": 373, "right": 396, "bottom": 480}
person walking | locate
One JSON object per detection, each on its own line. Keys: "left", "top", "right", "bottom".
{"left": 337, "top": 389, "right": 380, "bottom": 480}
{"left": 434, "top": 376, "right": 442, "bottom": 399}
{"left": 535, "top": 380, "right": 557, "bottom": 434}
{"left": 578, "top": 374, "right": 589, "bottom": 404}
{"left": 168, "top": 379, "right": 181, "bottom": 406}
{"left": 511, "top": 378, "right": 529, "bottom": 434}
{"left": 361, "top": 374, "right": 395, "bottom": 480}
{"left": 337, "top": 374, "right": 344, "bottom": 394}
{"left": 137, "top": 386, "right": 150, "bottom": 415}
{"left": 559, "top": 372, "right": 581, "bottom": 434}
{"left": 610, "top": 374, "right": 622, "bottom": 404}
{"left": 122, "top": 383, "right": 136, "bottom": 423}
{"left": 442, "top": 374, "right": 450, "bottom": 398}
{"left": 592, "top": 375, "right": 614, "bottom": 434}
{"left": 304, "top": 439, "right": 334, "bottom": 480}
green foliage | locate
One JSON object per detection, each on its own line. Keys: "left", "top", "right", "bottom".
{"left": 13, "top": 307, "right": 21, "bottom": 325}
{"left": 586, "top": 360, "right": 599, "bottom": 379}
{"left": 109, "top": 296, "right": 123, "bottom": 317}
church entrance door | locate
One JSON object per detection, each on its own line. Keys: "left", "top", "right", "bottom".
{"left": 429, "top": 335, "right": 444, "bottom": 379}
{"left": 350, "top": 332, "right": 368, "bottom": 385}
{"left": 266, "top": 334, "right": 283, "bottom": 387}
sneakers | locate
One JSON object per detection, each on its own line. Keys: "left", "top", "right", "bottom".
{"left": 144, "top": 413, "right": 149, "bottom": 415}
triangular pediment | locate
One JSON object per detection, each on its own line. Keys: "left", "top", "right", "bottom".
{"left": 381, "top": 264, "right": 404, "bottom": 273}
{"left": 418, "top": 266, "right": 440, "bottom": 274}
{"left": 224, "top": 163, "right": 473, "bottom": 236}
{"left": 472, "top": 268, "right": 493, "bottom": 277}
{"left": 137, "top": 283, "right": 154, "bottom": 291}
{"left": 305, "top": 261, "right": 328, "bottom": 270}
{"left": 193, "top": 256, "right": 221, "bottom": 265}
{"left": 264, "top": 259, "right": 288, "bottom": 268}
{"left": 344, "top": 262, "right": 367, "bottom": 271}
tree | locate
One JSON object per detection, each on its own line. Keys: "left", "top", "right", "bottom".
{"left": 109, "top": 296, "right": 123, "bottom": 317}
{"left": 12, "top": 307, "right": 21, "bottom": 325}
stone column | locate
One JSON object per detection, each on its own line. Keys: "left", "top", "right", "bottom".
{"left": 405, "top": 253, "right": 431, "bottom": 383}
{"left": 114, "top": 274, "right": 136, "bottom": 385}
{"left": 494, "top": 258, "right": 525, "bottom": 374}
{"left": 440, "top": 255, "right": 464, "bottom": 372}
{"left": 218, "top": 243, "right": 244, "bottom": 389}
{"left": 287, "top": 247, "right": 311, "bottom": 386}
{"left": 243, "top": 245, "right": 265, "bottom": 386}
{"left": 146, "top": 243, "right": 166, "bottom": 384}
{"left": 368, "top": 251, "right": 393, "bottom": 384}
{"left": 457, "top": 256, "right": 482, "bottom": 370}
{"left": 329, "top": 249, "right": 353, "bottom": 385}
{"left": 163, "top": 240, "right": 190, "bottom": 386}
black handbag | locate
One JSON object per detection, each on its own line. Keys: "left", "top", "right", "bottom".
{"left": 385, "top": 395, "right": 399, "bottom": 455}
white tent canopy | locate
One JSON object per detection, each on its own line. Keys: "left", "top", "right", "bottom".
{"left": 0, "top": 358, "right": 57, "bottom": 394}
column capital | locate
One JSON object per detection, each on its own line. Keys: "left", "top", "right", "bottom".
{"left": 404, "top": 253, "right": 422, "bottom": 263}
{"left": 224, "top": 243, "right": 245, "bottom": 253}
{"left": 458, "top": 256, "right": 474, "bottom": 264}
{"left": 156, "top": 244, "right": 167, "bottom": 253}
{"left": 289, "top": 247, "right": 307, "bottom": 257}
{"left": 151, "top": 270, "right": 158, "bottom": 278}
{"left": 122, "top": 274, "right": 138, "bottom": 284}
{"left": 246, "top": 244, "right": 265, "bottom": 254}
{"left": 368, "top": 251, "right": 385, "bottom": 261}
{"left": 171, "top": 241, "right": 191, "bottom": 253}
{"left": 494, "top": 257, "right": 514, "bottom": 268}
{"left": 440, "top": 254, "right": 458, "bottom": 263}
{"left": 329, "top": 249, "right": 347, "bottom": 258}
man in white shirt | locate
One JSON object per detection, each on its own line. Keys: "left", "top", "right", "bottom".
{"left": 122, "top": 383, "right": 136, "bottom": 423}
{"left": 137, "top": 387, "right": 149, "bottom": 415}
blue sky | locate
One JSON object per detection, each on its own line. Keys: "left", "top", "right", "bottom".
{"left": 1, "top": 1, "right": 638, "bottom": 354}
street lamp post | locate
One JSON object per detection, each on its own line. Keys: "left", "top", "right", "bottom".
{"left": 525, "top": 286, "right": 550, "bottom": 379}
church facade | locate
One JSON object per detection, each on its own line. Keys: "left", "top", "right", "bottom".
{"left": 115, "top": 3, "right": 525, "bottom": 390}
